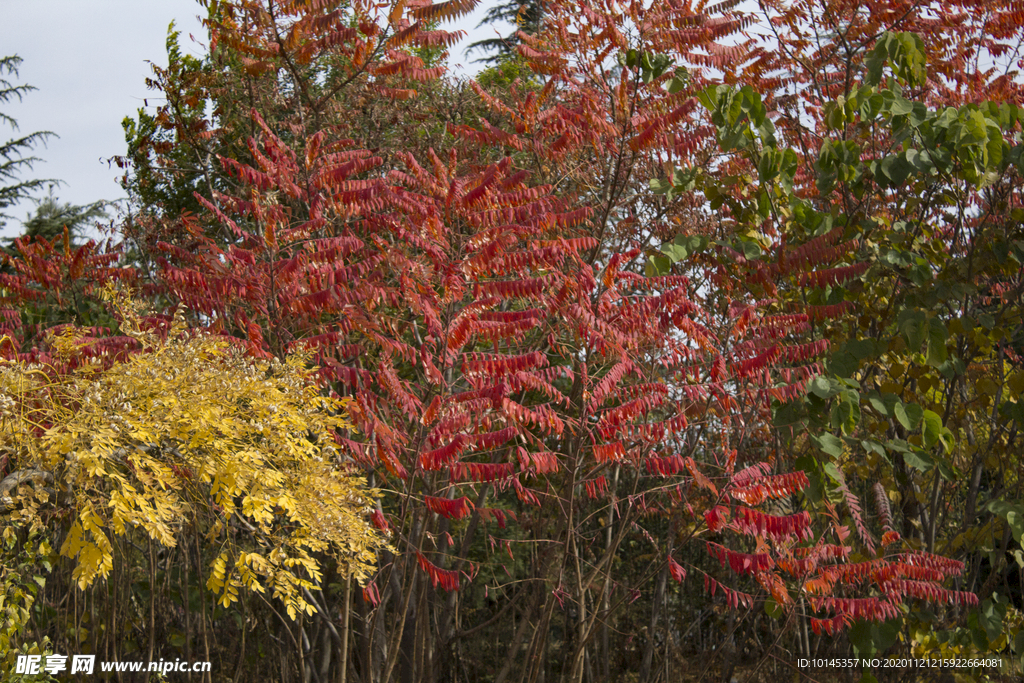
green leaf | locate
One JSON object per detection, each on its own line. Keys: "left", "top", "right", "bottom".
{"left": 873, "top": 620, "right": 900, "bottom": 651}
{"left": 886, "top": 438, "right": 911, "bottom": 453}
{"left": 831, "top": 392, "right": 861, "bottom": 435}
{"left": 773, "top": 400, "right": 806, "bottom": 429}
{"left": 849, "top": 619, "right": 876, "bottom": 658}
{"left": 828, "top": 351, "right": 858, "bottom": 378}
{"left": 898, "top": 309, "right": 928, "bottom": 350}
{"left": 649, "top": 177, "right": 673, "bottom": 195}
{"left": 904, "top": 403, "right": 923, "bottom": 429}
{"left": 846, "top": 339, "right": 877, "bottom": 361}
{"left": 979, "top": 597, "right": 1007, "bottom": 641}
{"left": 890, "top": 94, "right": 915, "bottom": 116}
{"left": 894, "top": 402, "right": 911, "bottom": 430}
{"left": 871, "top": 393, "right": 901, "bottom": 418}
{"left": 808, "top": 376, "right": 839, "bottom": 399}
{"left": 921, "top": 409, "right": 942, "bottom": 449}
{"left": 894, "top": 402, "right": 923, "bottom": 430}
{"left": 666, "top": 68, "right": 689, "bottom": 94}
{"left": 813, "top": 433, "right": 845, "bottom": 458}
{"left": 764, "top": 597, "right": 783, "bottom": 619}
{"left": 986, "top": 500, "right": 1024, "bottom": 544}
{"left": 998, "top": 400, "right": 1024, "bottom": 426}
{"left": 866, "top": 46, "right": 886, "bottom": 87}
{"left": 646, "top": 253, "right": 672, "bottom": 276}
{"left": 926, "top": 318, "right": 948, "bottom": 366}
{"left": 825, "top": 100, "right": 846, "bottom": 130}
{"left": 902, "top": 449, "right": 933, "bottom": 473}
{"left": 864, "top": 440, "right": 888, "bottom": 466}
{"left": 969, "top": 612, "right": 990, "bottom": 650}
{"left": 861, "top": 439, "right": 888, "bottom": 460}
{"left": 661, "top": 234, "right": 708, "bottom": 263}
{"left": 696, "top": 85, "right": 720, "bottom": 113}
{"left": 938, "top": 427, "right": 955, "bottom": 454}
{"left": 868, "top": 396, "right": 890, "bottom": 415}
{"left": 910, "top": 146, "right": 934, "bottom": 172}
{"left": 823, "top": 461, "right": 843, "bottom": 485}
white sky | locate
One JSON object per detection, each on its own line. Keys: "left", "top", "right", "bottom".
{"left": 0, "top": 0, "right": 504, "bottom": 237}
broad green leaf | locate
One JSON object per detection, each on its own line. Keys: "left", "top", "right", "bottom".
{"left": 861, "top": 439, "right": 886, "bottom": 457}
{"left": 823, "top": 461, "right": 844, "bottom": 485}
{"left": 926, "top": 318, "right": 948, "bottom": 366}
{"left": 846, "top": 339, "right": 877, "bottom": 360}
{"left": 937, "top": 426, "right": 955, "bottom": 453}
{"left": 894, "top": 402, "right": 923, "bottom": 430}
{"left": 998, "top": 400, "right": 1024, "bottom": 426}
{"left": 808, "top": 376, "right": 839, "bottom": 399}
{"left": 902, "top": 449, "right": 933, "bottom": 473}
{"left": 904, "top": 403, "right": 923, "bottom": 429}
{"left": 773, "top": 400, "right": 806, "bottom": 429}
{"left": 661, "top": 234, "right": 708, "bottom": 263}
{"left": 813, "top": 433, "right": 845, "bottom": 458}
{"left": 894, "top": 402, "right": 911, "bottom": 430}
{"left": 898, "top": 309, "right": 928, "bottom": 350}
{"left": 831, "top": 392, "right": 861, "bottom": 435}
{"left": 986, "top": 500, "right": 1024, "bottom": 544}
{"left": 868, "top": 396, "right": 890, "bottom": 415}
{"left": 979, "top": 597, "right": 1007, "bottom": 641}
{"left": 849, "top": 619, "right": 876, "bottom": 658}
{"left": 738, "top": 239, "right": 762, "bottom": 260}
{"left": 921, "top": 409, "right": 942, "bottom": 449}
{"left": 646, "top": 253, "right": 672, "bottom": 276}
{"left": 666, "top": 67, "right": 689, "bottom": 94}
{"left": 649, "top": 177, "right": 673, "bottom": 194}
{"left": 890, "top": 94, "right": 914, "bottom": 116}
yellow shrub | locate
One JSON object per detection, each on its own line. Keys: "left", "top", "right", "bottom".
{"left": 0, "top": 290, "right": 387, "bottom": 620}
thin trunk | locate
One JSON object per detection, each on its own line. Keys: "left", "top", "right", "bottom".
{"left": 184, "top": 543, "right": 192, "bottom": 679}
{"left": 493, "top": 587, "right": 543, "bottom": 683}
{"left": 340, "top": 576, "right": 351, "bottom": 683}
{"left": 148, "top": 537, "right": 157, "bottom": 669}
{"left": 963, "top": 455, "right": 984, "bottom": 530}
{"left": 801, "top": 597, "right": 811, "bottom": 659}
{"left": 435, "top": 483, "right": 492, "bottom": 677}
{"left": 567, "top": 488, "right": 640, "bottom": 683}
{"left": 381, "top": 536, "right": 424, "bottom": 683}
{"left": 320, "top": 625, "right": 334, "bottom": 682}
{"left": 232, "top": 598, "right": 247, "bottom": 682}
{"left": 194, "top": 529, "right": 212, "bottom": 683}
{"left": 298, "top": 614, "right": 308, "bottom": 683}
{"left": 301, "top": 586, "right": 344, "bottom": 682}
{"left": 526, "top": 592, "right": 559, "bottom": 683}
{"left": 639, "top": 530, "right": 673, "bottom": 682}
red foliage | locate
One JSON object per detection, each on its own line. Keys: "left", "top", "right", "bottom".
{"left": 424, "top": 495, "right": 474, "bottom": 520}
{"left": 416, "top": 552, "right": 460, "bottom": 591}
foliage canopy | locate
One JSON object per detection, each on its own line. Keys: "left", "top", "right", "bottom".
{"left": 2, "top": 0, "right": 1024, "bottom": 680}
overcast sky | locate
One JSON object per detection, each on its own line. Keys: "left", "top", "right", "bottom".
{"left": 0, "top": 0, "right": 502, "bottom": 238}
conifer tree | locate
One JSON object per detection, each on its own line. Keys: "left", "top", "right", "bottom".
{"left": 465, "top": 0, "right": 544, "bottom": 64}
{"left": 0, "top": 56, "right": 54, "bottom": 230}
{"left": 4, "top": 191, "right": 108, "bottom": 246}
